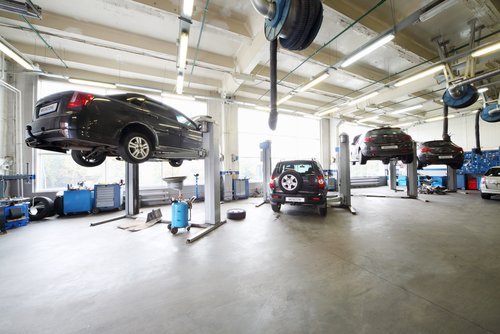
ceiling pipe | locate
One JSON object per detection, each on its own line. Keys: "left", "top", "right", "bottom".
{"left": 449, "top": 68, "right": 500, "bottom": 92}
{"left": 249, "top": 0, "right": 275, "bottom": 19}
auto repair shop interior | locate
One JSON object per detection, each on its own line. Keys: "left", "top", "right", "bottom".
{"left": 0, "top": 0, "right": 499, "bottom": 333}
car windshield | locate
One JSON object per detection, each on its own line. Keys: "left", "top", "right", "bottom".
{"left": 485, "top": 167, "right": 500, "bottom": 177}
{"left": 369, "top": 128, "right": 402, "bottom": 135}
{"left": 279, "top": 162, "right": 314, "bottom": 175}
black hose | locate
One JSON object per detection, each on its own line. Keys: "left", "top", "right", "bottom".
{"left": 474, "top": 108, "right": 482, "bottom": 154}
{"left": 269, "top": 38, "right": 278, "bottom": 130}
{"left": 442, "top": 104, "right": 450, "bottom": 141}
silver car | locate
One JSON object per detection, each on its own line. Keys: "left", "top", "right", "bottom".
{"left": 480, "top": 166, "right": 500, "bottom": 199}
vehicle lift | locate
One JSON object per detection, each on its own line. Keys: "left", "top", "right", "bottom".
{"left": 327, "top": 133, "right": 356, "bottom": 214}
{"left": 92, "top": 117, "right": 226, "bottom": 243}
{"left": 256, "top": 140, "right": 272, "bottom": 207}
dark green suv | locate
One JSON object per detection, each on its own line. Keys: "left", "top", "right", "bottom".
{"left": 269, "top": 160, "right": 328, "bottom": 216}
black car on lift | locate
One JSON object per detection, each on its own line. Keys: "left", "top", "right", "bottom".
{"left": 417, "top": 140, "right": 464, "bottom": 169}
{"left": 25, "top": 91, "right": 204, "bottom": 167}
{"left": 351, "top": 126, "right": 414, "bottom": 165}
{"left": 269, "top": 160, "right": 328, "bottom": 216}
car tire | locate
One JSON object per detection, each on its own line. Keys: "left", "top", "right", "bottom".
{"left": 278, "top": 170, "right": 303, "bottom": 194}
{"left": 54, "top": 196, "right": 65, "bottom": 216}
{"left": 227, "top": 208, "right": 246, "bottom": 220}
{"left": 481, "top": 193, "right": 491, "bottom": 199}
{"left": 318, "top": 201, "right": 327, "bottom": 217}
{"left": 118, "top": 132, "right": 153, "bottom": 164}
{"left": 359, "top": 152, "right": 368, "bottom": 165}
{"left": 71, "top": 150, "right": 106, "bottom": 167}
{"left": 382, "top": 158, "right": 390, "bottom": 165}
{"left": 169, "top": 159, "right": 183, "bottom": 167}
{"left": 28, "top": 196, "right": 54, "bottom": 221}
{"left": 450, "top": 163, "right": 462, "bottom": 169}
{"left": 271, "top": 204, "right": 281, "bottom": 213}
{"left": 401, "top": 155, "right": 414, "bottom": 164}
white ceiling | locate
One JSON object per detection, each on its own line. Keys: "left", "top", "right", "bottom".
{"left": 0, "top": 0, "right": 499, "bottom": 126}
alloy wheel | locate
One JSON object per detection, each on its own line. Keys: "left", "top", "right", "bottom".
{"left": 128, "top": 136, "right": 150, "bottom": 160}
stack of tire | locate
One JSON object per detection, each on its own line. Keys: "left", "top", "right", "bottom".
{"left": 28, "top": 196, "right": 55, "bottom": 221}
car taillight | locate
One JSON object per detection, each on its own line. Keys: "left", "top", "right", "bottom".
{"left": 317, "top": 175, "right": 325, "bottom": 189}
{"left": 269, "top": 177, "right": 275, "bottom": 189}
{"left": 67, "top": 92, "right": 94, "bottom": 110}
{"left": 420, "top": 147, "right": 433, "bottom": 153}
{"left": 364, "top": 136, "right": 375, "bottom": 143}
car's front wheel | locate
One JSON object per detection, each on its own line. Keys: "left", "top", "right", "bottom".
{"left": 401, "top": 155, "right": 414, "bottom": 164}
{"left": 71, "top": 150, "right": 106, "bottom": 167}
{"left": 118, "top": 132, "right": 153, "bottom": 164}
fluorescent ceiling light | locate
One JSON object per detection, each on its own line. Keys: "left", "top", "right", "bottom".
{"left": 297, "top": 72, "right": 329, "bottom": 92}
{"left": 419, "top": 0, "right": 459, "bottom": 22}
{"left": 38, "top": 72, "right": 69, "bottom": 80}
{"left": 182, "top": 0, "right": 194, "bottom": 18}
{"left": 176, "top": 74, "right": 184, "bottom": 95}
{"left": 316, "top": 107, "right": 340, "bottom": 117}
{"left": 425, "top": 114, "right": 455, "bottom": 122}
{"left": 341, "top": 34, "right": 395, "bottom": 68}
{"left": 161, "top": 91, "right": 195, "bottom": 101}
{"left": 116, "top": 83, "right": 162, "bottom": 93}
{"left": 358, "top": 115, "right": 379, "bottom": 123}
{"left": 391, "top": 104, "right": 423, "bottom": 114}
{"left": 394, "top": 65, "right": 444, "bottom": 87}
{"left": 0, "top": 39, "right": 35, "bottom": 70}
{"left": 277, "top": 94, "right": 293, "bottom": 105}
{"left": 68, "top": 78, "right": 116, "bottom": 89}
{"left": 177, "top": 32, "right": 189, "bottom": 70}
{"left": 477, "top": 87, "right": 489, "bottom": 94}
{"left": 348, "top": 91, "right": 379, "bottom": 106}
{"left": 471, "top": 42, "right": 500, "bottom": 58}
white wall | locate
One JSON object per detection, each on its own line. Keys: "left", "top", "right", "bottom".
{"left": 406, "top": 114, "right": 499, "bottom": 151}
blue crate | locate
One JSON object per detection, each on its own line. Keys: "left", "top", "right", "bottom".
{"left": 63, "top": 190, "right": 93, "bottom": 214}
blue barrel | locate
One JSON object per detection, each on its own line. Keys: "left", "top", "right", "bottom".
{"left": 171, "top": 201, "right": 189, "bottom": 228}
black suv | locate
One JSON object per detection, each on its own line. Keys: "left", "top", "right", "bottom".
{"left": 269, "top": 160, "right": 328, "bottom": 216}
{"left": 26, "top": 91, "right": 205, "bottom": 167}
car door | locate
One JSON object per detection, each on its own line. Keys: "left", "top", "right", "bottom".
{"left": 485, "top": 168, "right": 500, "bottom": 190}
{"left": 173, "top": 111, "right": 203, "bottom": 150}
{"left": 142, "top": 101, "right": 182, "bottom": 148}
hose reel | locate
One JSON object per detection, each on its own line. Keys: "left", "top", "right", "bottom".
{"left": 252, "top": 0, "right": 324, "bottom": 129}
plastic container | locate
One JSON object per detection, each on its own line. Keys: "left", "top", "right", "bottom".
{"left": 171, "top": 201, "right": 189, "bottom": 228}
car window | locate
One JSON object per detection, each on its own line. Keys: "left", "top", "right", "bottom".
{"left": 175, "top": 113, "right": 198, "bottom": 130}
{"left": 369, "top": 128, "right": 402, "bottom": 135}
{"left": 279, "top": 162, "right": 314, "bottom": 175}
{"left": 143, "top": 101, "right": 177, "bottom": 120}
{"left": 485, "top": 167, "right": 500, "bottom": 177}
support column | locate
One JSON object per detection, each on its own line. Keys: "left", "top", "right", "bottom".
{"left": 203, "top": 120, "right": 221, "bottom": 225}
{"left": 389, "top": 160, "right": 397, "bottom": 190}
{"left": 338, "top": 133, "right": 351, "bottom": 207}
{"left": 447, "top": 166, "right": 457, "bottom": 192}
{"left": 319, "top": 118, "right": 330, "bottom": 169}
{"left": 407, "top": 142, "right": 418, "bottom": 198}
{"left": 222, "top": 103, "right": 239, "bottom": 172}
{"left": 125, "top": 162, "right": 139, "bottom": 216}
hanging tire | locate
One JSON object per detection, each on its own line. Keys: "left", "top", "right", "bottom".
{"left": 278, "top": 170, "right": 303, "bottom": 194}
{"left": 271, "top": 204, "right": 281, "bottom": 213}
{"left": 169, "top": 159, "right": 183, "bottom": 167}
{"left": 118, "top": 131, "right": 153, "bottom": 164}
{"left": 227, "top": 208, "right": 246, "bottom": 220}
{"left": 71, "top": 150, "right": 106, "bottom": 167}
{"left": 28, "top": 196, "right": 54, "bottom": 221}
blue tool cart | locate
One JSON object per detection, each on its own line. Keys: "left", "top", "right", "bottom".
{"left": 93, "top": 184, "right": 121, "bottom": 213}
{"left": 62, "top": 190, "right": 93, "bottom": 215}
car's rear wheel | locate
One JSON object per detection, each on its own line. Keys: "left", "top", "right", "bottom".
{"left": 481, "top": 193, "right": 491, "bottom": 199}
{"left": 278, "top": 170, "right": 303, "bottom": 194}
{"left": 318, "top": 201, "right": 327, "bottom": 216}
{"left": 118, "top": 132, "right": 153, "bottom": 164}
{"left": 401, "top": 155, "right": 414, "bottom": 164}
{"left": 169, "top": 159, "right": 183, "bottom": 167}
{"left": 71, "top": 150, "right": 106, "bottom": 167}
{"left": 359, "top": 151, "right": 367, "bottom": 165}
{"left": 271, "top": 204, "right": 281, "bottom": 213}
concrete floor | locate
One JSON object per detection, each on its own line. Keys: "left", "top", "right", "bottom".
{"left": 1, "top": 187, "right": 499, "bottom": 334}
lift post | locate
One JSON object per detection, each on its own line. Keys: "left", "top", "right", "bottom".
{"left": 125, "top": 162, "right": 139, "bottom": 216}
{"left": 447, "top": 165, "right": 457, "bottom": 192}
{"left": 256, "top": 140, "right": 272, "bottom": 207}
{"left": 328, "top": 133, "right": 356, "bottom": 214}
{"left": 389, "top": 160, "right": 397, "bottom": 191}
{"left": 407, "top": 142, "right": 419, "bottom": 199}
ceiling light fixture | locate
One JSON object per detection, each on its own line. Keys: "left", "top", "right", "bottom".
{"left": 419, "top": 0, "right": 459, "bottom": 22}
{"left": 471, "top": 41, "right": 500, "bottom": 58}
{"left": 0, "top": 37, "right": 36, "bottom": 70}
{"left": 176, "top": 74, "right": 184, "bottom": 95}
{"left": 277, "top": 94, "right": 293, "bottom": 105}
{"left": 391, "top": 104, "right": 423, "bottom": 115}
{"left": 116, "top": 83, "right": 162, "bottom": 94}
{"left": 182, "top": 0, "right": 195, "bottom": 18}
{"left": 348, "top": 91, "right": 380, "bottom": 106}
{"left": 341, "top": 34, "right": 395, "bottom": 68}
{"left": 297, "top": 71, "right": 329, "bottom": 92}
{"left": 477, "top": 87, "right": 489, "bottom": 94}
{"left": 177, "top": 32, "right": 189, "bottom": 71}
{"left": 425, "top": 114, "right": 455, "bottom": 123}
{"left": 68, "top": 78, "right": 116, "bottom": 89}
{"left": 316, "top": 107, "right": 340, "bottom": 117}
{"left": 394, "top": 65, "right": 444, "bottom": 87}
